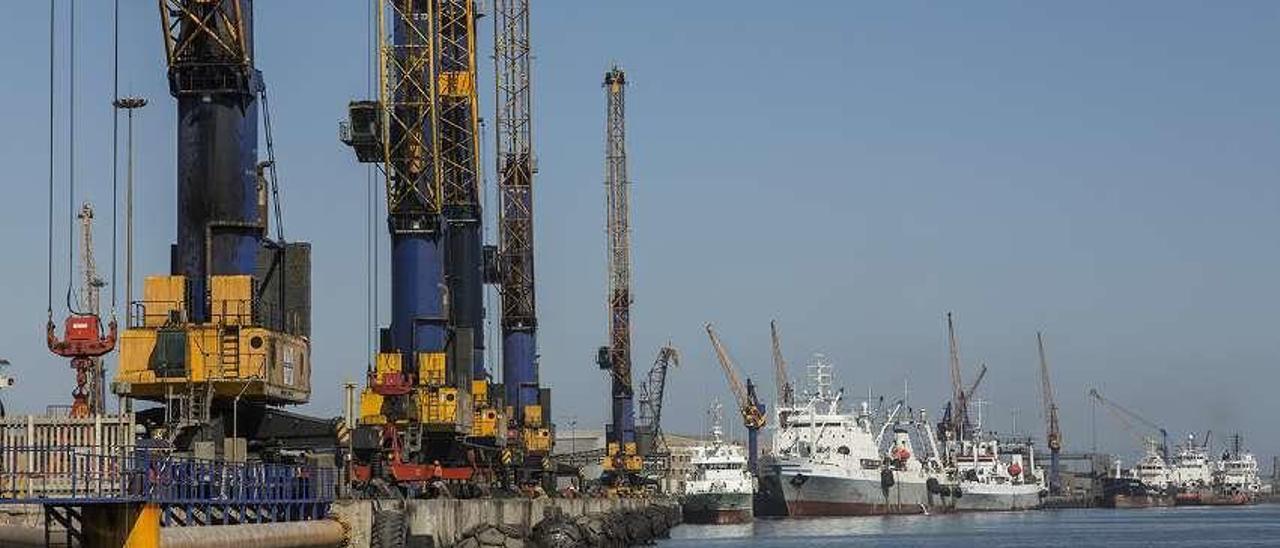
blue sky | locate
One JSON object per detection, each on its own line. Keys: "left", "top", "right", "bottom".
{"left": 1, "top": 1, "right": 1279, "bottom": 462}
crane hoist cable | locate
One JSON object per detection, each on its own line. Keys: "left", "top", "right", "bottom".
{"left": 46, "top": 0, "right": 55, "bottom": 320}
{"left": 65, "top": 0, "right": 78, "bottom": 315}
{"left": 110, "top": 0, "right": 120, "bottom": 314}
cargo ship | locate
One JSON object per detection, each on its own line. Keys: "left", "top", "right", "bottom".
{"left": 680, "top": 404, "right": 756, "bottom": 524}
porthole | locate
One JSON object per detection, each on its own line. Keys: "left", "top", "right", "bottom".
{"left": 249, "top": 336, "right": 264, "bottom": 349}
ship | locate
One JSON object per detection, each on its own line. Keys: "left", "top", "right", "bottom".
{"left": 680, "top": 403, "right": 756, "bottom": 524}
{"left": 941, "top": 436, "right": 1046, "bottom": 511}
{"left": 1177, "top": 433, "right": 1260, "bottom": 506}
{"left": 1101, "top": 440, "right": 1175, "bottom": 508}
{"left": 758, "top": 356, "right": 942, "bottom": 516}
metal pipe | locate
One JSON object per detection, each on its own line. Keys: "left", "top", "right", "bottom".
{"left": 160, "top": 520, "right": 346, "bottom": 548}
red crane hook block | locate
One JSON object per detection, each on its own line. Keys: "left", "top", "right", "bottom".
{"left": 47, "top": 315, "right": 118, "bottom": 358}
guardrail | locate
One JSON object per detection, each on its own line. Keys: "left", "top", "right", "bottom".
{"left": 0, "top": 446, "right": 335, "bottom": 507}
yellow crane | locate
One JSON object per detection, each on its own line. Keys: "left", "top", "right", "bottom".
{"left": 705, "top": 323, "right": 766, "bottom": 472}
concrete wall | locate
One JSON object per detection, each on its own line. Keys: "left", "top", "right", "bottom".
{"left": 333, "top": 497, "right": 669, "bottom": 548}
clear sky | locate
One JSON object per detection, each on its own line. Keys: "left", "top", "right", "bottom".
{"left": 1, "top": 1, "right": 1278, "bottom": 462}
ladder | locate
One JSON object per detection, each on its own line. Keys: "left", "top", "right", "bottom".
{"left": 219, "top": 326, "right": 240, "bottom": 377}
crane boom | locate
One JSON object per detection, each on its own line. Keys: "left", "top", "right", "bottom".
{"left": 705, "top": 324, "right": 760, "bottom": 426}
{"left": 945, "top": 313, "right": 972, "bottom": 436}
{"left": 1089, "top": 388, "right": 1169, "bottom": 460}
{"left": 771, "top": 320, "right": 793, "bottom": 408}
{"left": 705, "top": 323, "right": 766, "bottom": 472}
{"left": 637, "top": 344, "right": 679, "bottom": 463}
{"left": 1037, "top": 331, "right": 1062, "bottom": 494}
{"left": 965, "top": 363, "right": 988, "bottom": 401}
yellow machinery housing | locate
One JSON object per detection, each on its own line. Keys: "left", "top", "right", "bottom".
{"left": 357, "top": 351, "right": 476, "bottom": 434}
{"left": 114, "top": 275, "right": 310, "bottom": 405}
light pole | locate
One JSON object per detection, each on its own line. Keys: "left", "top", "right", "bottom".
{"left": 112, "top": 96, "right": 146, "bottom": 319}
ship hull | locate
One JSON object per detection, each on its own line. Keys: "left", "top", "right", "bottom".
{"left": 1175, "top": 491, "right": 1255, "bottom": 506}
{"left": 951, "top": 484, "right": 1043, "bottom": 511}
{"left": 779, "top": 470, "right": 934, "bottom": 516}
{"left": 1106, "top": 494, "right": 1175, "bottom": 509}
{"left": 681, "top": 492, "right": 754, "bottom": 524}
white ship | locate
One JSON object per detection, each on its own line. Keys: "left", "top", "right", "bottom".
{"left": 940, "top": 436, "right": 1045, "bottom": 511}
{"left": 1171, "top": 432, "right": 1258, "bottom": 506}
{"left": 759, "top": 356, "right": 940, "bottom": 516}
{"left": 1208, "top": 434, "right": 1260, "bottom": 505}
{"left": 680, "top": 404, "right": 756, "bottom": 524}
{"left": 1172, "top": 434, "right": 1213, "bottom": 495}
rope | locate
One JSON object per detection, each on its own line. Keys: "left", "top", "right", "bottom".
{"left": 110, "top": 0, "right": 120, "bottom": 315}
{"left": 46, "top": 0, "right": 56, "bottom": 320}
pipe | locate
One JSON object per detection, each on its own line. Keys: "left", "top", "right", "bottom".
{"left": 161, "top": 521, "right": 346, "bottom": 548}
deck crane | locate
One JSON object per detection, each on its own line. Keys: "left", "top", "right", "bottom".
{"left": 1037, "top": 332, "right": 1063, "bottom": 494}
{"left": 637, "top": 344, "right": 679, "bottom": 473}
{"left": 344, "top": 0, "right": 498, "bottom": 491}
{"left": 596, "top": 66, "right": 642, "bottom": 482}
{"left": 705, "top": 323, "right": 766, "bottom": 473}
{"left": 771, "top": 320, "right": 793, "bottom": 412}
{"left": 494, "top": 0, "right": 551, "bottom": 482}
{"left": 114, "top": 0, "right": 334, "bottom": 457}
{"left": 1088, "top": 388, "right": 1169, "bottom": 462}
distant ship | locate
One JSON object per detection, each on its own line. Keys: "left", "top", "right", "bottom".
{"left": 1176, "top": 434, "right": 1260, "bottom": 506}
{"left": 680, "top": 403, "right": 756, "bottom": 524}
{"left": 757, "top": 355, "right": 1042, "bottom": 516}
{"left": 1102, "top": 439, "right": 1174, "bottom": 508}
{"left": 940, "top": 436, "right": 1045, "bottom": 511}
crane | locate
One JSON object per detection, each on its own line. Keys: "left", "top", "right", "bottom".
{"left": 1089, "top": 388, "right": 1169, "bottom": 462}
{"left": 494, "top": 0, "right": 551, "bottom": 481}
{"left": 942, "top": 313, "right": 975, "bottom": 439}
{"left": 47, "top": 204, "right": 111, "bottom": 418}
{"left": 637, "top": 344, "right": 679, "bottom": 471}
{"left": 771, "top": 320, "right": 793, "bottom": 411}
{"left": 344, "top": 0, "right": 498, "bottom": 491}
{"left": 113, "top": 1, "right": 336, "bottom": 458}
{"left": 1037, "top": 331, "right": 1063, "bottom": 495}
{"left": 596, "top": 66, "right": 642, "bottom": 481}
{"left": 705, "top": 323, "right": 766, "bottom": 473}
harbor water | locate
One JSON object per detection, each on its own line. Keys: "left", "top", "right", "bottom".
{"left": 663, "top": 504, "right": 1280, "bottom": 547}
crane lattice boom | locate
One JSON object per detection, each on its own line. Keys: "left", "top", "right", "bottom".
{"left": 705, "top": 324, "right": 765, "bottom": 429}
{"left": 771, "top": 320, "right": 793, "bottom": 408}
{"left": 1037, "top": 332, "right": 1061, "bottom": 451}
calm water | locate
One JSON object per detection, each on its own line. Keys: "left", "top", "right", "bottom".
{"left": 662, "top": 504, "right": 1280, "bottom": 547}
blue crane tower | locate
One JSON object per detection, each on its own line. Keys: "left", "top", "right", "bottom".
{"left": 116, "top": 0, "right": 328, "bottom": 451}
{"left": 344, "top": 0, "right": 498, "bottom": 491}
